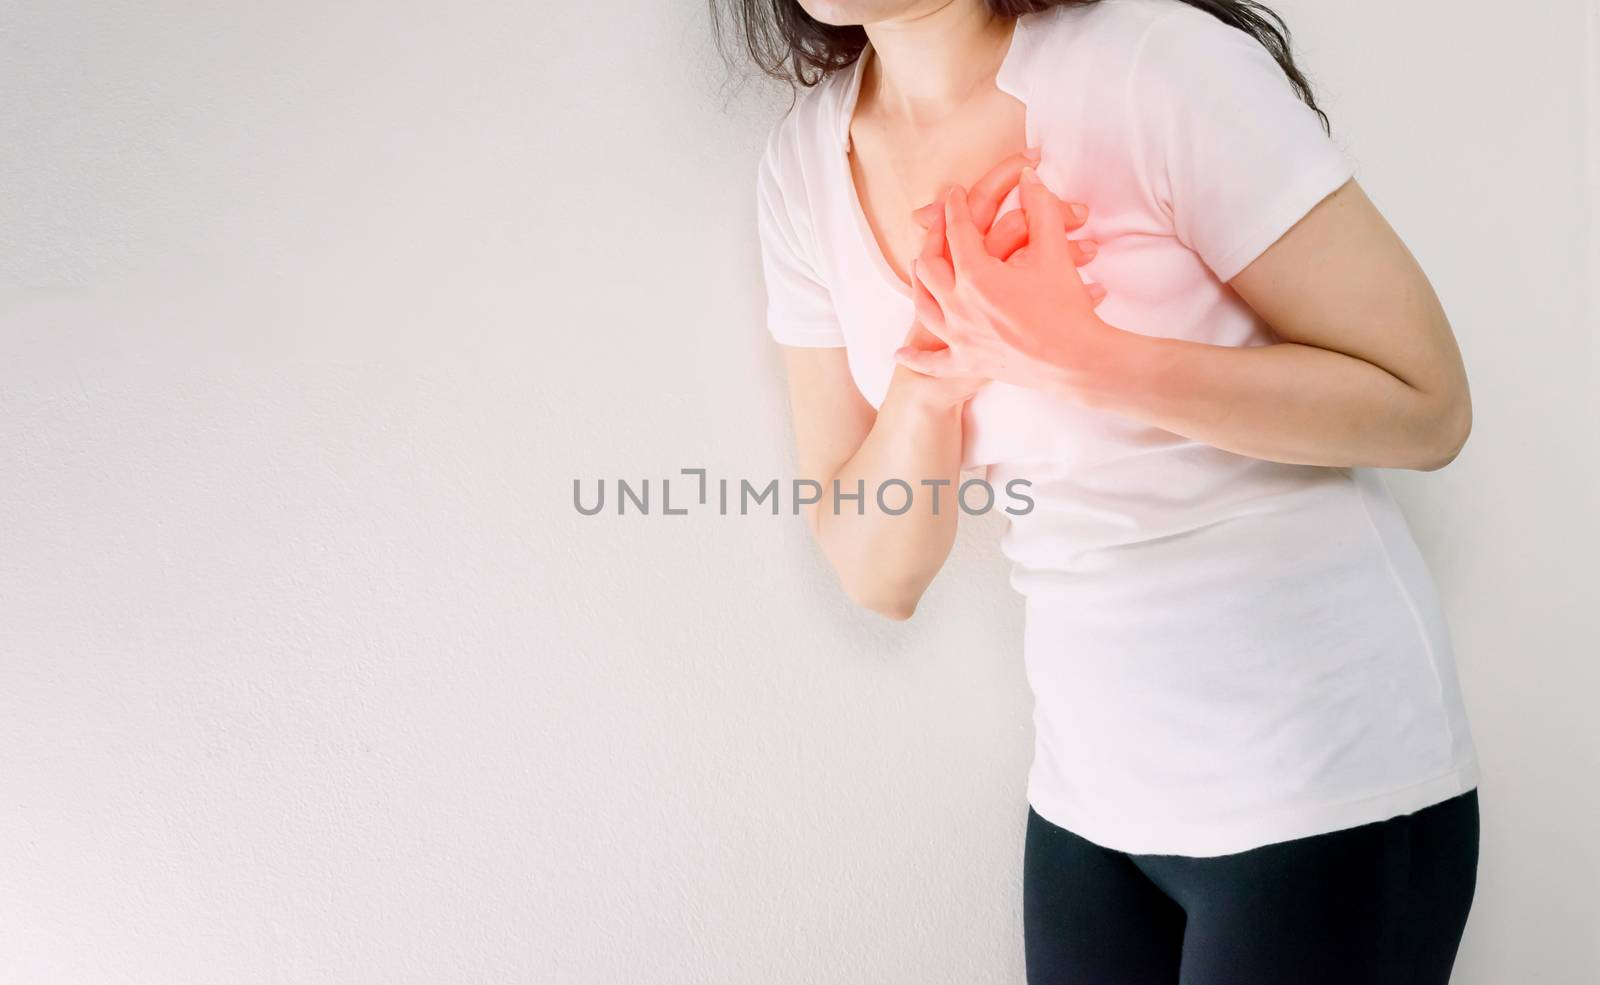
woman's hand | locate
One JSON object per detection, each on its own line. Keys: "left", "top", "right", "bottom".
{"left": 911, "top": 172, "right": 1099, "bottom": 267}
{"left": 895, "top": 150, "right": 1043, "bottom": 410}
{"left": 893, "top": 206, "right": 989, "bottom": 410}
{"left": 895, "top": 168, "right": 1113, "bottom": 400}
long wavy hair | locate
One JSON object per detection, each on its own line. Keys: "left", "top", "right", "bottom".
{"left": 712, "top": 0, "right": 1329, "bottom": 133}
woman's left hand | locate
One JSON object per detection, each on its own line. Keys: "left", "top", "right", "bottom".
{"left": 895, "top": 168, "right": 1116, "bottom": 401}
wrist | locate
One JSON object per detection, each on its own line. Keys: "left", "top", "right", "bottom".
{"left": 886, "top": 365, "right": 974, "bottom": 417}
{"left": 1046, "top": 319, "right": 1152, "bottom": 412}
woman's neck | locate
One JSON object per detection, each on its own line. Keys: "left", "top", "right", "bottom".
{"left": 861, "top": 0, "right": 1015, "bottom": 128}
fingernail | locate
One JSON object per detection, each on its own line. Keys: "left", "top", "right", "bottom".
{"left": 1080, "top": 239, "right": 1098, "bottom": 257}
{"left": 1024, "top": 146, "right": 1042, "bottom": 162}
{"left": 1070, "top": 202, "right": 1088, "bottom": 220}
{"left": 1020, "top": 166, "right": 1038, "bottom": 185}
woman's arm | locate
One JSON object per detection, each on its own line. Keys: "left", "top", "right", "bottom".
{"left": 1085, "top": 179, "right": 1472, "bottom": 470}
{"left": 782, "top": 346, "right": 970, "bottom": 621}
{"left": 778, "top": 155, "right": 1094, "bottom": 620}
{"left": 900, "top": 174, "right": 1472, "bottom": 472}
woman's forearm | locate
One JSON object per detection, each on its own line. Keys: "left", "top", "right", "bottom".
{"left": 1073, "top": 329, "right": 1472, "bottom": 471}
{"left": 810, "top": 369, "right": 966, "bottom": 620}
{"left": 897, "top": 177, "right": 1472, "bottom": 473}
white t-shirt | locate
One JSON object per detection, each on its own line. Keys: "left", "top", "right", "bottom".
{"left": 754, "top": 0, "right": 1480, "bottom": 857}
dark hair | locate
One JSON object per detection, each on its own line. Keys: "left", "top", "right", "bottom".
{"left": 713, "top": 0, "right": 1329, "bottom": 133}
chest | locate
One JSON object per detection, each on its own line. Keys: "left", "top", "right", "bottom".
{"left": 846, "top": 89, "right": 1028, "bottom": 285}
{"left": 819, "top": 139, "right": 1255, "bottom": 474}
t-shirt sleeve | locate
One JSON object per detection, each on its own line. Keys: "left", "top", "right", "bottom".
{"left": 754, "top": 128, "right": 847, "bottom": 347}
{"left": 1127, "top": 8, "right": 1356, "bottom": 283}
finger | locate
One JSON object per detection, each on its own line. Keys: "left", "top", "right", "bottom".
{"left": 915, "top": 211, "right": 957, "bottom": 303}
{"left": 919, "top": 206, "right": 949, "bottom": 267}
{"left": 1086, "top": 283, "right": 1108, "bottom": 307}
{"left": 894, "top": 345, "right": 962, "bottom": 378}
{"left": 904, "top": 320, "right": 945, "bottom": 350}
{"left": 943, "top": 187, "right": 988, "bottom": 278}
{"left": 920, "top": 177, "right": 1081, "bottom": 236}
{"left": 966, "top": 150, "right": 1036, "bottom": 230}
{"left": 984, "top": 211, "right": 1028, "bottom": 261}
{"left": 914, "top": 253, "right": 955, "bottom": 309}
{"left": 986, "top": 211, "right": 1096, "bottom": 262}
{"left": 921, "top": 202, "right": 940, "bottom": 275}
{"left": 910, "top": 263, "right": 949, "bottom": 340}
{"left": 1019, "top": 167, "right": 1069, "bottom": 264}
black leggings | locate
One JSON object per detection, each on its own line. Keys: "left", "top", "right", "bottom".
{"left": 1023, "top": 789, "right": 1480, "bottom": 985}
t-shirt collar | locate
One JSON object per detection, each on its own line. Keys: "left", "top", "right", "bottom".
{"left": 836, "top": 14, "right": 1035, "bottom": 154}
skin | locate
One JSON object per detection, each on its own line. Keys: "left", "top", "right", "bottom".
{"left": 782, "top": 0, "right": 1472, "bottom": 620}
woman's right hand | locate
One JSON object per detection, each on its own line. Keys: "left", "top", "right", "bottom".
{"left": 897, "top": 150, "right": 1097, "bottom": 409}
{"left": 910, "top": 151, "right": 1097, "bottom": 264}
{"left": 895, "top": 204, "right": 991, "bottom": 410}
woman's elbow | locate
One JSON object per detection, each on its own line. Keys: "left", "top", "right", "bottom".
{"left": 1417, "top": 388, "right": 1473, "bottom": 471}
{"left": 812, "top": 520, "right": 934, "bottom": 620}
{"left": 831, "top": 562, "right": 925, "bottom": 620}
{"left": 842, "top": 579, "right": 922, "bottom": 621}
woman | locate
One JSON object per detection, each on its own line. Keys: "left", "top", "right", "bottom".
{"left": 726, "top": 0, "right": 1482, "bottom": 980}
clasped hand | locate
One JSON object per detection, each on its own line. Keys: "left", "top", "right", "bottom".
{"left": 896, "top": 162, "right": 1113, "bottom": 404}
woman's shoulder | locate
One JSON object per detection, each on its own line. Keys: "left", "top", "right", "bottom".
{"left": 1020, "top": 0, "right": 1170, "bottom": 52}
{"left": 1017, "top": 0, "right": 1249, "bottom": 82}
{"left": 758, "top": 68, "right": 854, "bottom": 184}
{"left": 1015, "top": 0, "right": 1302, "bottom": 145}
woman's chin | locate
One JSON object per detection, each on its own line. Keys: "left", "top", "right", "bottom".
{"left": 798, "top": 0, "right": 921, "bottom": 29}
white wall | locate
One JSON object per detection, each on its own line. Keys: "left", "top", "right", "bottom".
{"left": 0, "top": 1, "right": 1594, "bottom": 982}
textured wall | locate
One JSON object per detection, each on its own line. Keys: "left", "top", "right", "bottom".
{"left": 1, "top": 1, "right": 1595, "bottom": 982}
